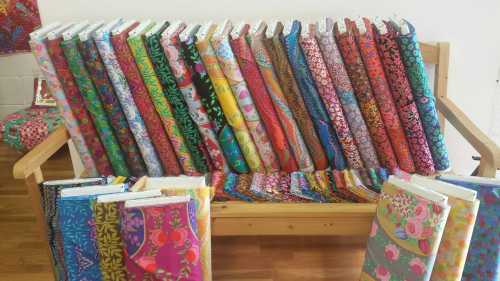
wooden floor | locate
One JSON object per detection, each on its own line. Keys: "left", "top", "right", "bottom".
{"left": 0, "top": 142, "right": 368, "bottom": 281}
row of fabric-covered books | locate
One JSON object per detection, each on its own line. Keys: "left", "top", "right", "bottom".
{"left": 41, "top": 176, "right": 213, "bottom": 281}
{"left": 361, "top": 174, "right": 499, "bottom": 281}
{"left": 30, "top": 16, "right": 450, "bottom": 179}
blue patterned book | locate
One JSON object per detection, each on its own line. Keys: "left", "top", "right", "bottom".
{"left": 438, "top": 175, "right": 500, "bottom": 281}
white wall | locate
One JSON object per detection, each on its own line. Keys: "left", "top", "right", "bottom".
{"left": 0, "top": 0, "right": 499, "bottom": 175}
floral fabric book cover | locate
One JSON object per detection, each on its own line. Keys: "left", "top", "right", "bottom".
{"left": 409, "top": 175, "right": 479, "bottom": 281}
{"left": 360, "top": 176, "right": 450, "bottom": 281}
{"left": 438, "top": 175, "right": 500, "bottom": 281}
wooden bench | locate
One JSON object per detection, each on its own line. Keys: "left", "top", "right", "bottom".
{"left": 12, "top": 42, "right": 500, "bottom": 276}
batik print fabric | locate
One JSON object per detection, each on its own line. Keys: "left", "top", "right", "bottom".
{"left": 61, "top": 37, "right": 130, "bottom": 176}
{"left": 395, "top": 20, "right": 450, "bottom": 172}
{"left": 0, "top": 0, "right": 41, "bottom": 54}
{"left": 30, "top": 38, "right": 98, "bottom": 176}
{"left": 438, "top": 176, "right": 500, "bottom": 281}
{"left": 93, "top": 202, "right": 128, "bottom": 281}
{"left": 360, "top": 180, "right": 450, "bottom": 281}
{"left": 335, "top": 21, "right": 398, "bottom": 171}
{"left": 299, "top": 27, "right": 364, "bottom": 169}
{"left": 315, "top": 18, "right": 380, "bottom": 170}
{"left": 145, "top": 24, "right": 211, "bottom": 175}
{"left": 160, "top": 24, "right": 228, "bottom": 172}
{"left": 283, "top": 20, "right": 346, "bottom": 170}
{"left": 353, "top": 19, "right": 415, "bottom": 173}
{"left": 46, "top": 37, "right": 113, "bottom": 175}
{"left": 41, "top": 178, "right": 106, "bottom": 281}
{"left": 94, "top": 29, "right": 164, "bottom": 177}
{"left": 111, "top": 26, "right": 181, "bottom": 175}
{"left": 128, "top": 32, "right": 197, "bottom": 175}
{"left": 58, "top": 197, "right": 104, "bottom": 281}
{"left": 79, "top": 38, "right": 147, "bottom": 177}
{"left": 374, "top": 22, "right": 435, "bottom": 176}
{"left": 248, "top": 25, "right": 315, "bottom": 172}
{"left": 181, "top": 34, "right": 249, "bottom": 174}
{"left": 230, "top": 26, "right": 298, "bottom": 172}
{"left": 263, "top": 23, "right": 328, "bottom": 170}
{"left": 120, "top": 201, "right": 202, "bottom": 281}
{"left": 154, "top": 185, "right": 212, "bottom": 281}
{"left": 210, "top": 26, "right": 278, "bottom": 172}
{"left": 195, "top": 31, "right": 263, "bottom": 172}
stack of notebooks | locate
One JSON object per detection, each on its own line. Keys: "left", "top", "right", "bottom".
{"left": 360, "top": 174, "right": 499, "bottom": 281}
{"left": 40, "top": 176, "right": 211, "bottom": 281}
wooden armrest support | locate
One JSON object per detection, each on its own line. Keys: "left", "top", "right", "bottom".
{"left": 437, "top": 97, "right": 500, "bottom": 177}
{"left": 12, "top": 126, "right": 70, "bottom": 179}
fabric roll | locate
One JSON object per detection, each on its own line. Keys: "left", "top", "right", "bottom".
{"left": 263, "top": 23, "right": 328, "bottom": 170}
{"left": 94, "top": 29, "right": 164, "bottom": 177}
{"left": 181, "top": 33, "right": 249, "bottom": 173}
{"left": 234, "top": 173, "right": 256, "bottom": 200}
{"left": 335, "top": 20, "right": 398, "bottom": 171}
{"left": 263, "top": 172, "right": 284, "bottom": 201}
{"left": 315, "top": 18, "right": 380, "bottom": 169}
{"left": 144, "top": 24, "right": 211, "bottom": 174}
{"left": 30, "top": 39, "right": 98, "bottom": 176}
{"left": 353, "top": 18, "right": 415, "bottom": 173}
{"left": 300, "top": 25, "right": 364, "bottom": 169}
{"left": 47, "top": 37, "right": 113, "bottom": 175}
{"left": 395, "top": 20, "right": 450, "bottom": 171}
{"left": 93, "top": 202, "right": 128, "bottom": 281}
{"left": 249, "top": 172, "right": 275, "bottom": 201}
{"left": 224, "top": 172, "right": 253, "bottom": 201}
{"left": 374, "top": 22, "right": 435, "bottom": 175}
{"left": 61, "top": 37, "right": 130, "bottom": 176}
{"left": 58, "top": 197, "right": 104, "bottom": 281}
{"left": 230, "top": 26, "right": 298, "bottom": 172}
{"left": 79, "top": 38, "right": 147, "bottom": 177}
{"left": 111, "top": 25, "right": 181, "bottom": 175}
{"left": 128, "top": 30, "right": 198, "bottom": 175}
{"left": 211, "top": 25, "right": 278, "bottom": 172}
{"left": 283, "top": 20, "right": 346, "bottom": 170}
{"left": 210, "top": 171, "right": 230, "bottom": 201}
{"left": 195, "top": 28, "right": 264, "bottom": 172}
{"left": 248, "top": 24, "right": 316, "bottom": 172}
{"left": 120, "top": 201, "right": 202, "bottom": 281}
{"left": 160, "top": 23, "right": 228, "bottom": 172}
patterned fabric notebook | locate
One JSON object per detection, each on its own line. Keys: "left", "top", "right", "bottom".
{"left": 438, "top": 175, "right": 500, "bottom": 281}
{"left": 360, "top": 177, "right": 450, "bottom": 281}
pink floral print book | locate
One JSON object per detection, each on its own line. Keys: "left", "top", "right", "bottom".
{"left": 360, "top": 176, "right": 450, "bottom": 281}
{"left": 120, "top": 196, "right": 202, "bottom": 281}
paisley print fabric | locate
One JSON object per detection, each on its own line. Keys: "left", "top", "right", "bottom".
{"left": 210, "top": 27, "right": 278, "bottom": 172}
{"left": 395, "top": 20, "right": 450, "bottom": 171}
{"left": 79, "top": 38, "right": 147, "bottom": 177}
{"left": 93, "top": 202, "right": 127, "bottom": 281}
{"left": 181, "top": 35, "right": 249, "bottom": 173}
{"left": 283, "top": 20, "right": 346, "bottom": 170}
{"left": 30, "top": 38, "right": 98, "bottom": 176}
{"left": 248, "top": 25, "right": 315, "bottom": 172}
{"left": 315, "top": 18, "right": 380, "bottom": 169}
{"left": 335, "top": 21, "right": 398, "bottom": 171}
{"left": 144, "top": 25, "right": 211, "bottom": 174}
{"left": 120, "top": 201, "right": 202, "bottom": 281}
{"left": 61, "top": 37, "right": 130, "bottom": 176}
{"left": 263, "top": 23, "right": 328, "bottom": 170}
{"left": 360, "top": 179, "right": 451, "bottom": 281}
{"left": 195, "top": 30, "right": 263, "bottom": 172}
{"left": 230, "top": 27, "right": 297, "bottom": 172}
{"left": 299, "top": 27, "right": 364, "bottom": 169}
{"left": 438, "top": 176, "right": 500, "bottom": 281}
{"left": 128, "top": 32, "right": 197, "bottom": 175}
{"left": 160, "top": 24, "right": 228, "bottom": 172}
{"left": 374, "top": 21, "right": 435, "bottom": 176}
{"left": 46, "top": 37, "right": 113, "bottom": 175}
{"left": 111, "top": 26, "right": 181, "bottom": 175}
{"left": 353, "top": 18, "right": 415, "bottom": 173}
{"left": 94, "top": 30, "right": 164, "bottom": 177}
